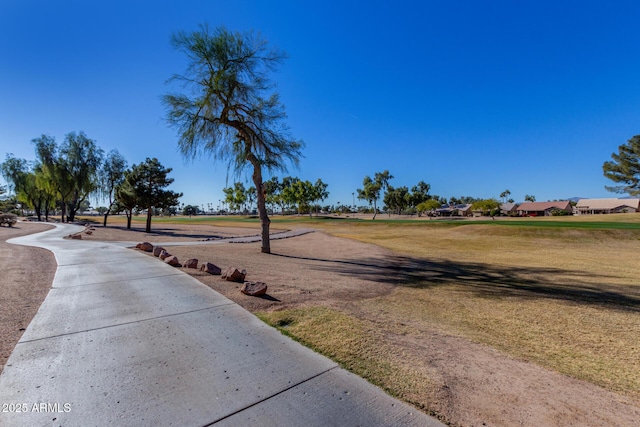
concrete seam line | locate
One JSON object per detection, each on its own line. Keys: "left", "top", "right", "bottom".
{"left": 50, "top": 272, "right": 185, "bottom": 289}
{"left": 16, "top": 302, "right": 236, "bottom": 344}
{"left": 55, "top": 257, "right": 152, "bottom": 267}
{"left": 203, "top": 365, "right": 340, "bottom": 426}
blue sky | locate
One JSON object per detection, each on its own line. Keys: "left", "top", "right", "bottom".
{"left": 2, "top": 1, "right": 640, "bottom": 209}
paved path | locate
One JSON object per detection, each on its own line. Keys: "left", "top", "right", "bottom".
{"left": 106, "top": 227, "right": 317, "bottom": 248}
{"left": 0, "top": 223, "right": 444, "bottom": 426}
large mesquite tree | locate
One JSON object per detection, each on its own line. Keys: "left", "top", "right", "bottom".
{"left": 163, "top": 25, "right": 303, "bottom": 254}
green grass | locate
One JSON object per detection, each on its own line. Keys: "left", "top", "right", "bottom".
{"left": 119, "top": 212, "right": 640, "bottom": 230}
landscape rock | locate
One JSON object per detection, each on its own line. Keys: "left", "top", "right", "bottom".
{"left": 85, "top": 230, "right": 93, "bottom": 235}
{"left": 159, "top": 250, "right": 171, "bottom": 260}
{"left": 184, "top": 258, "right": 198, "bottom": 269}
{"left": 69, "top": 234, "right": 82, "bottom": 240}
{"left": 241, "top": 281, "right": 268, "bottom": 296}
{"left": 200, "top": 262, "right": 222, "bottom": 275}
{"left": 222, "top": 266, "right": 246, "bottom": 283}
{"left": 164, "top": 255, "right": 182, "bottom": 267}
{"left": 153, "top": 246, "right": 166, "bottom": 257}
{"left": 0, "top": 213, "right": 17, "bottom": 227}
{"left": 136, "top": 242, "right": 154, "bottom": 252}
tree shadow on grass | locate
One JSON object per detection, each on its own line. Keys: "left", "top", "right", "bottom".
{"left": 271, "top": 252, "right": 640, "bottom": 312}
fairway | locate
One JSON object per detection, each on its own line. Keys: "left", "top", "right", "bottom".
{"left": 82, "top": 213, "right": 640, "bottom": 424}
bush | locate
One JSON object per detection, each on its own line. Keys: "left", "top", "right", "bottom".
{"left": 0, "top": 213, "right": 18, "bottom": 227}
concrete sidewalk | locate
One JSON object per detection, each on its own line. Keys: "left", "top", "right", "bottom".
{"left": 0, "top": 223, "right": 444, "bottom": 426}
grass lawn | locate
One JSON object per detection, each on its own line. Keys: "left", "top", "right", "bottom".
{"left": 315, "top": 216, "right": 640, "bottom": 396}
{"left": 90, "top": 213, "right": 640, "bottom": 400}
{"left": 264, "top": 214, "right": 640, "bottom": 399}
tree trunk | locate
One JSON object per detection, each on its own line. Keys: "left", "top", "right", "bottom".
{"left": 44, "top": 203, "right": 49, "bottom": 222}
{"left": 126, "top": 210, "right": 132, "bottom": 229}
{"left": 60, "top": 202, "right": 67, "bottom": 223}
{"left": 103, "top": 200, "right": 115, "bottom": 227}
{"left": 145, "top": 207, "right": 152, "bottom": 233}
{"left": 372, "top": 200, "right": 377, "bottom": 220}
{"left": 248, "top": 154, "right": 270, "bottom": 254}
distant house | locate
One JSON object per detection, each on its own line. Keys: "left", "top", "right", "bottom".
{"left": 574, "top": 198, "right": 640, "bottom": 215}
{"left": 436, "top": 203, "right": 473, "bottom": 217}
{"left": 516, "top": 201, "right": 572, "bottom": 217}
{"left": 500, "top": 202, "right": 518, "bottom": 216}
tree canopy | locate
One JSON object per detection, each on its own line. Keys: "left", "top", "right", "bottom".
{"left": 1, "top": 154, "right": 53, "bottom": 220}
{"left": 31, "top": 132, "right": 103, "bottom": 222}
{"left": 163, "top": 25, "right": 303, "bottom": 253}
{"left": 114, "top": 177, "right": 138, "bottom": 229}
{"left": 99, "top": 149, "right": 127, "bottom": 226}
{"left": 223, "top": 182, "right": 247, "bottom": 212}
{"left": 471, "top": 199, "right": 501, "bottom": 217}
{"left": 126, "top": 158, "right": 182, "bottom": 233}
{"left": 357, "top": 170, "right": 393, "bottom": 219}
{"left": 384, "top": 185, "right": 410, "bottom": 215}
{"left": 417, "top": 199, "right": 441, "bottom": 218}
{"left": 603, "top": 135, "right": 640, "bottom": 196}
{"left": 60, "top": 132, "right": 104, "bottom": 221}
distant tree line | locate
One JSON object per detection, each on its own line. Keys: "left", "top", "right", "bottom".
{"left": 1, "top": 132, "right": 181, "bottom": 232}
{"left": 355, "top": 170, "right": 482, "bottom": 219}
{"left": 1, "top": 132, "right": 104, "bottom": 222}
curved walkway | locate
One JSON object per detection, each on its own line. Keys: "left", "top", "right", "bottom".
{"left": 106, "top": 227, "right": 317, "bottom": 248}
{"left": 0, "top": 223, "right": 443, "bottom": 426}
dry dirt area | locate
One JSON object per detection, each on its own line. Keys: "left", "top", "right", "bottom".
{"left": 0, "top": 222, "right": 55, "bottom": 373}
{"left": 5, "top": 221, "right": 640, "bottom": 426}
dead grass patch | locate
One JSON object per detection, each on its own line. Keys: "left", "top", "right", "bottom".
{"left": 257, "top": 307, "right": 437, "bottom": 414}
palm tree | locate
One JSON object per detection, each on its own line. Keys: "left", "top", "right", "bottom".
{"left": 163, "top": 25, "right": 303, "bottom": 253}
{"left": 500, "top": 189, "right": 511, "bottom": 203}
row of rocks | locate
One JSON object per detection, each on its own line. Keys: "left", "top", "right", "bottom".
{"left": 67, "top": 225, "right": 96, "bottom": 240}
{"left": 135, "top": 242, "right": 268, "bottom": 296}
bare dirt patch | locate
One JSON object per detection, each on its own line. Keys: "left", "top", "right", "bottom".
{"left": 0, "top": 222, "right": 56, "bottom": 373}
{"left": 11, "top": 220, "right": 640, "bottom": 426}
{"left": 156, "top": 231, "right": 398, "bottom": 312}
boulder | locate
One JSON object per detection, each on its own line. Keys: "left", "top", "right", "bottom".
{"left": 200, "top": 262, "right": 222, "bottom": 275}
{"left": 164, "top": 255, "right": 182, "bottom": 267}
{"left": 153, "top": 246, "right": 166, "bottom": 257}
{"left": 184, "top": 258, "right": 198, "bottom": 269}
{"left": 241, "top": 281, "right": 268, "bottom": 296}
{"left": 159, "top": 250, "right": 171, "bottom": 260}
{"left": 0, "top": 213, "right": 17, "bottom": 227}
{"left": 222, "top": 266, "right": 246, "bottom": 283}
{"left": 136, "top": 242, "right": 154, "bottom": 252}
{"left": 69, "top": 234, "right": 82, "bottom": 240}
{"left": 85, "top": 230, "right": 93, "bottom": 235}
